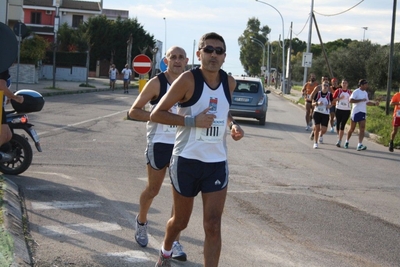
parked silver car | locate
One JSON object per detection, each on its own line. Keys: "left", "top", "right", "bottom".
{"left": 230, "top": 76, "right": 270, "bottom": 125}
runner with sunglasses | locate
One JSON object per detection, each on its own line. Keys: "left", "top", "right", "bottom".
{"left": 151, "top": 32, "right": 244, "bottom": 267}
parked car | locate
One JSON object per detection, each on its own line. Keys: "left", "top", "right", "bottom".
{"left": 230, "top": 76, "right": 270, "bottom": 125}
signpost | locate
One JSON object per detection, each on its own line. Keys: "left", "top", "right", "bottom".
{"left": 132, "top": 54, "right": 152, "bottom": 93}
{"left": 159, "top": 57, "right": 167, "bottom": 72}
{"left": 132, "top": 54, "right": 152, "bottom": 75}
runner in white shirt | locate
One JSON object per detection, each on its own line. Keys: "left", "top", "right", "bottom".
{"left": 344, "top": 79, "right": 379, "bottom": 150}
{"left": 121, "top": 64, "right": 132, "bottom": 94}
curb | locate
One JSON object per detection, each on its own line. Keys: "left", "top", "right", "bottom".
{"left": 2, "top": 177, "right": 31, "bottom": 266}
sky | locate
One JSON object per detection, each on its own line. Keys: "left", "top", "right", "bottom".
{"left": 101, "top": 0, "right": 399, "bottom": 76}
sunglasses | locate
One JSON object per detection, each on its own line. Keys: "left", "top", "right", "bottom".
{"left": 323, "top": 84, "right": 329, "bottom": 87}
{"left": 200, "top": 45, "right": 225, "bottom": 55}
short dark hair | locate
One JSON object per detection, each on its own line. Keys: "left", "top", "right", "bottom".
{"left": 358, "top": 79, "right": 368, "bottom": 86}
{"left": 198, "top": 32, "right": 226, "bottom": 51}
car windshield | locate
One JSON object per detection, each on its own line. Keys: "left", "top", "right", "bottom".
{"left": 234, "top": 81, "right": 259, "bottom": 93}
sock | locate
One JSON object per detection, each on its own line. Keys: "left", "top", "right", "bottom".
{"left": 136, "top": 217, "right": 145, "bottom": 226}
{"left": 161, "top": 246, "right": 172, "bottom": 257}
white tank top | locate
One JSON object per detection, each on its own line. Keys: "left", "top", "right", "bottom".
{"left": 173, "top": 69, "right": 230, "bottom": 162}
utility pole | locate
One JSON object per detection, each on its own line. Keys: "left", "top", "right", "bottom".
{"left": 386, "top": 0, "right": 397, "bottom": 115}
{"left": 303, "top": 0, "right": 314, "bottom": 86}
{"left": 126, "top": 34, "right": 132, "bottom": 69}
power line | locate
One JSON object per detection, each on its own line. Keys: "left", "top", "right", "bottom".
{"left": 314, "top": 0, "right": 364, "bottom": 17}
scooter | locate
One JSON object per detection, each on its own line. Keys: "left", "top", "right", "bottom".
{"left": 0, "top": 89, "right": 44, "bottom": 175}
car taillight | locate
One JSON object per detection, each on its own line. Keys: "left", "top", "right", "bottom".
{"left": 257, "top": 97, "right": 264, "bottom": 105}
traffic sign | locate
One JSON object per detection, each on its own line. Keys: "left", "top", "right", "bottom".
{"left": 13, "top": 22, "right": 27, "bottom": 37}
{"left": 159, "top": 57, "right": 167, "bottom": 72}
{"left": 132, "top": 54, "right": 152, "bottom": 75}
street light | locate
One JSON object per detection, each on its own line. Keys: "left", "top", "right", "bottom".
{"left": 255, "top": 0, "right": 286, "bottom": 94}
{"left": 163, "top": 17, "right": 167, "bottom": 55}
{"left": 250, "top": 37, "right": 265, "bottom": 78}
{"left": 362, "top": 27, "right": 368, "bottom": 41}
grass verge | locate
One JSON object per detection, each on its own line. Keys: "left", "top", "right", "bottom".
{"left": 0, "top": 175, "right": 14, "bottom": 266}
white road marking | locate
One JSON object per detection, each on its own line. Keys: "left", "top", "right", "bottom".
{"left": 38, "top": 222, "right": 121, "bottom": 236}
{"left": 37, "top": 110, "right": 128, "bottom": 136}
{"left": 31, "top": 201, "right": 102, "bottom": 210}
{"left": 28, "top": 171, "right": 74, "bottom": 180}
{"left": 106, "top": 250, "right": 151, "bottom": 263}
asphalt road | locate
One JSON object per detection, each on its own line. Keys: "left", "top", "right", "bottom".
{"left": 6, "top": 90, "right": 400, "bottom": 267}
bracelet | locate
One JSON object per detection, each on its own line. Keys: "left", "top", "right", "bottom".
{"left": 184, "top": 115, "right": 196, "bottom": 127}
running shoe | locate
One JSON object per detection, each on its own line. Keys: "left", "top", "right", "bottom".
{"left": 172, "top": 241, "right": 187, "bottom": 261}
{"left": 356, "top": 144, "right": 367, "bottom": 151}
{"left": 135, "top": 215, "right": 148, "bottom": 247}
{"left": 336, "top": 140, "right": 341, "bottom": 148}
{"left": 330, "top": 127, "right": 335, "bottom": 133}
{"left": 389, "top": 141, "right": 394, "bottom": 152}
{"left": 344, "top": 142, "right": 349, "bottom": 149}
{"left": 309, "top": 132, "right": 314, "bottom": 140}
{"left": 155, "top": 250, "right": 171, "bottom": 267}
{"left": 305, "top": 126, "right": 310, "bottom": 131}
{"left": 313, "top": 143, "right": 318, "bottom": 149}
{"left": 319, "top": 136, "right": 323, "bottom": 144}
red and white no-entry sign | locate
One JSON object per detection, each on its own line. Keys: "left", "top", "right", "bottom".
{"left": 132, "top": 54, "right": 152, "bottom": 75}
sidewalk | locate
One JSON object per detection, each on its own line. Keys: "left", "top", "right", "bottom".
{"left": 267, "top": 85, "right": 304, "bottom": 106}
{"left": 9, "top": 77, "right": 139, "bottom": 97}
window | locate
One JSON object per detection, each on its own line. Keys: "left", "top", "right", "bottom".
{"left": 72, "top": 15, "right": 83, "bottom": 28}
{"left": 31, "top": 12, "right": 41, "bottom": 24}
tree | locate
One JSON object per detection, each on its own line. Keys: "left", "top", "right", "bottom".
{"left": 86, "top": 15, "right": 155, "bottom": 72}
{"left": 20, "top": 35, "right": 49, "bottom": 65}
{"left": 238, "top": 17, "right": 271, "bottom": 76}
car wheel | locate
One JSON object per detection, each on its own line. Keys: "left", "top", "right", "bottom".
{"left": 259, "top": 114, "right": 266, "bottom": 125}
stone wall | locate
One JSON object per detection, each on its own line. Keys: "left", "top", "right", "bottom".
{"left": 9, "top": 64, "right": 39, "bottom": 84}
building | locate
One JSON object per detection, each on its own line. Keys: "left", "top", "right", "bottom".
{"left": 22, "top": 0, "right": 128, "bottom": 42}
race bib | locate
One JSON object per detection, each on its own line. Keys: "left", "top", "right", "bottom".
{"left": 396, "top": 110, "right": 400, "bottom": 117}
{"left": 195, "top": 118, "right": 225, "bottom": 143}
{"left": 163, "top": 124, "right": 177, "bottom": 133}
{"left": 317, "top": 107, "right": 325, "bottom": 112}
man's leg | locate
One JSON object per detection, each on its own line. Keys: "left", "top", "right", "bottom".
{"left": 305, "top": 102, "right": 312, "bottom": 129}
{"left": 163, "top": 189, "right": 194, "bottom": 251}
{"left": 0, "top": 124, "right": 12, "bottom": 147}
{"left": 202, "top": 188, "right": 227, "bottom": 267}
{"left": 358, "top": 120, "right": 366, "bottom": 144}
{"left": 137, "top": 164, "right": 168, "bottom": 224}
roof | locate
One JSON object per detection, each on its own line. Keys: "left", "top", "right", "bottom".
{"left": 233, "top": 76, "right": 262, "bottom": 82}
{"left": 24, "top": 0, "right": 53, "bottom": 7}
{"left": 24, "top": 0, "right": 101, "bottom": 11}
{"left": 61, "top": 0, "right": 100, "bottom": 11}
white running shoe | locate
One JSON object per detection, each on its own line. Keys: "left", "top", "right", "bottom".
{"left": 319, "top": 136, "right": 323, "bottom": 144}
{"left": 313, "top": 143, "right": 318, "bottom": 149}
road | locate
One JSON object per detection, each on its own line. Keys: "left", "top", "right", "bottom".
{"left": 7, "top": 90, "right": 400, "bottom": 267}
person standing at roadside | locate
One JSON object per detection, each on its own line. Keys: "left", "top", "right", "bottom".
{"left": 150, "top": 32, "right": 244, "bottom": 267}
{"left": 311, "top": 81, "right": 333, "bottom": 148}
{"left": 333, "top": 79, "right": 352, "bottom": 147}
{"left": 121, "top": 64, "right": 132, "bottom": 94}
{"left": 109, "top": 64, "right": 119, "bottom": 91}
{"left": 128, "top": 46, "right": 189, "bottom": 261}
{"left": 388, "top": 90, "right": 400, "bottom": 152}
{"left": 302, "top": 73, "right": 319, "bottom": 130}
{"left": 344, "top": 79, "right": 379, "bottom": 150}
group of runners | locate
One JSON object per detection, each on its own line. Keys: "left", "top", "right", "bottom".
{"left": 301, "top": 73, "right": 399, "bottom": 151}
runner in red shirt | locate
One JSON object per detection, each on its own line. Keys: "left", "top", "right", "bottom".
{"left": 389, "top": 91, "right": 400, "bottom": 152}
